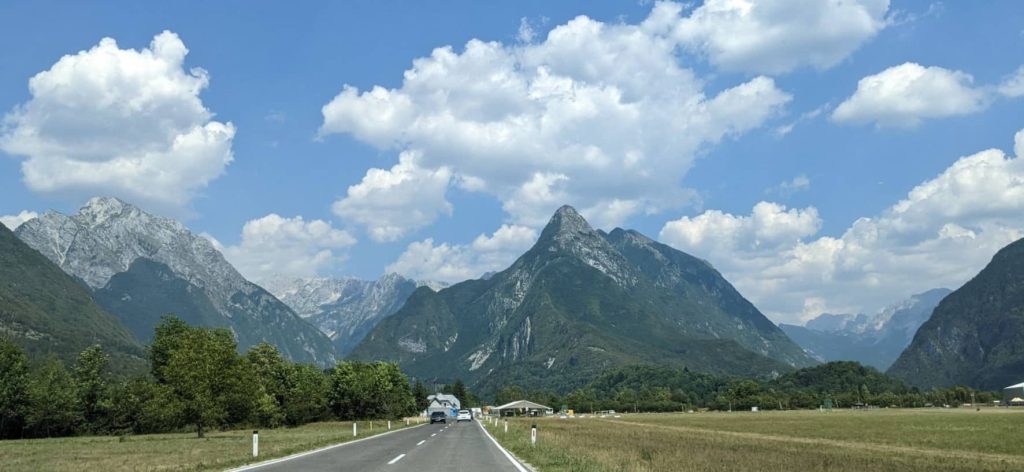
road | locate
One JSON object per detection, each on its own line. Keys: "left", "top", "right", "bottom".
{"left": 233, "top": 419, "right": 528, "bottom": 472}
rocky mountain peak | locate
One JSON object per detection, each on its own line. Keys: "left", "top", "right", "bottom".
{"left": 540, "top": 205, "right": 593, "bottom": 239}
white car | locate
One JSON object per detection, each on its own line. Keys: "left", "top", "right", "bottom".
{"left": 456, "top": 409, "right": 472, "bottom": 422}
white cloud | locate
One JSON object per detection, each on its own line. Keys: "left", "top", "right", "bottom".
{"left": 768, "top": 174, "right": 810, "bottom": 196}
{"left": 210, "top": 214, "right": 357, "bottom": 283}
{"left": 671, "top": 0, "right": 890, "bottom": 74}
{"left": 999, "top": 65, "right": 1024, "bottom": 98}
{"left": 0, "top": 210, "right": 39, "bottom": 230}
{"left": 331, "top": 151, "right": 452, "bottom": 242}
{"left": 386, "top": 224, "right": 537, "bottom": 282}
{"left": 0, "top": 31, "right": 234, "bottom": 214}
{"left": 832, "top": 62, "right": 989, "bottom": 127}
{"left": 660, "top": 129, "right": 1024, "bottom": 324}
{"left": 320, "top": 6, "right": 791, "bottom": 235}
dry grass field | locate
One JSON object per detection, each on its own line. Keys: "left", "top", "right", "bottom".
{"left": 486, "top": 408, "right": 1024, "bottom": 472}
{"left": 0, "top": 419, "right": 421, "bottom": 472}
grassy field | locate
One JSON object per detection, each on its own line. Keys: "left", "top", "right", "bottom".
{"left": 0, "top": 418, "right": 423, "bottom": 471}
{"left": 485, "top": 408, "right": 1024, "bottom": 472}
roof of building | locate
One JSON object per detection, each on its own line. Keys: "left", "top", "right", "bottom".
{"left": 1005, "top": 382, "right": 1024, "bottom": 389}
{"left": 427, "top": 393, "right": 460, "bottom": 405}
{"left": 493, "top": 400, "right": 552, "bottom": 411}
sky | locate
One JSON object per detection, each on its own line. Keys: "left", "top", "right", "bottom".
{"left": 1, "top": 0, "right": 1023, "bottom": 325}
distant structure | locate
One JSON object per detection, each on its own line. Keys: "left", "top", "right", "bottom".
{"left": 492, "top": 400, "right": 553, "bottom": 417}
{"left": 426, "top": 393, "right": 461, "bottom": 416}
{"left": 1003, "top": 382, "right": 1024, "bottom": 406}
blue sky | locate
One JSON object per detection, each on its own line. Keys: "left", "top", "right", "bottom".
{"left": 1, "top": 1, "right": 1023, "bottom": 323}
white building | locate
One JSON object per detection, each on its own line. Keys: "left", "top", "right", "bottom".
{"left": 426, "top": 393, "right": 461, "bottom": 416}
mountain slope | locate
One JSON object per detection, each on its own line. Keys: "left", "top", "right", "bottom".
{"left": 0, "top": 222, "right": 145, "bottom": 372}
{"left": 262, "top": 274, "right": 445, "bottom": 356}
{"left": 15, "top": 197, "right": 335, "bottom": 366}
{"left": 350, "top": 205, "right": 814, "bottom": 393}
{"left": 780, "top": 289, "right": 950, "bottom": 370}
{"left": 889, "top": 239, "right": 1024, "bottom": 390}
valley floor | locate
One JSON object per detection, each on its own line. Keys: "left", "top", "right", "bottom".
{"left": 0, "top": 419, "right": 419, "bottom": 471}
{"left": 488, "top": 408, "right": 1024, "bottom": 471}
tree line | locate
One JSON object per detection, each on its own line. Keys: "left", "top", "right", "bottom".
{"left": 0, "top": 316, "right": 417, "bottom": 439}
{"left": 491, "top": 362, "right": 1000, "bottom": 414}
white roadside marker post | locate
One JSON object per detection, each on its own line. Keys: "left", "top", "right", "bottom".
{"left": 353, "top": 422, "right": 357, "bottom": 437}
{"left": 531, "top": 423, "right": 537, "bottom": 447}
{"left": 388, "top": 420, "right": 391, "bottom": 430}
{"left": 252, "top": 430, "right": 259, "bottom": 457}
{"left": 504, "top": 420, "right": 508, "bottom": 433}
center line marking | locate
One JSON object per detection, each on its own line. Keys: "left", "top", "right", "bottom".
{"left": 387, "top": 454, "right": 406, "bottom": 465}
{"left": 416, "top": 440, "right": 425, "bottom": 446}
{"left": 431, "top": 433, "right": 436, "bottom": 437}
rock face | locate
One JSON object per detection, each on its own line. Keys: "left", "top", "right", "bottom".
{"left": 0, "top": 222, "right": 146, "bottom": 373}
{"left": 15, "top": 197, "right": 335, "bottom": 366}
{"left": 262, "top": 274, "right": 445, "bottom": 356}
{"left": 889, "top": 239, "right": 1024, "bottom": 390}
{"left": 779, "top": 289, "right": 950, "bottom": 370}
{"left": 350, "top": 205, "right": 815, "bottom": 393}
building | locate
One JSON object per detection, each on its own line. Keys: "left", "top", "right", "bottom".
{"left": 426, "top": 393, "right": 461, "bottom": 417}
{"left": 1003, "top": 382, "right": 1024, "bottom": 406}
{"left": 492, "top": 400, "right": 554, "bottom": 417}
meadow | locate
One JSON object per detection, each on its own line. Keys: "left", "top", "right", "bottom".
{"left": 0, "top": 419, "right": 421, "bottom": 471}
{"left": 486, "top": 408, "right": 1024, "bottom": 472}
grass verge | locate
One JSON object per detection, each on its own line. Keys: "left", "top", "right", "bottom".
{"left": 484, "top": 409, "right": 1024, "bottom": 472}
{"left": 0, "top": 418, "right": 424, "bottom": 472}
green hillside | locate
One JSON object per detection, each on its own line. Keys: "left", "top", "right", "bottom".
{"left": 889, "top": 238, "right": 1024, "bottom": 390}
{"left": 0, "top": 224, "right": 145, "bottom": 372}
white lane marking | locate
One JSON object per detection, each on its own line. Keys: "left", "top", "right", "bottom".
{"left": 387, "top": 454, "right": 406, "bottom": 465}
{"left": 226, "top": 423, "right": 426, "bottom": 471}
{"left": 476, "top": 419, "right": 529, "bottom": 472}
{"left": 416, "top": 440, "right": 426, "bottom": 446}
{"left": 431, "top": 433, "right": 436, "bottom": 437}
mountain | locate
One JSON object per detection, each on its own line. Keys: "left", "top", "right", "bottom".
{"left": 15, "top": 197, "right": 335, "bottom": 366}
{"left": 779, "top": 289, "right": 950, "bottom": 370}
{"left": 262, "top": 274, "right": 446, "bottom": 356}
{"left": 350, "top": 205, "right": 815, "bottom": 393}
{"left": 0, "top": 222, "right": 146, "bottom": 372}
{"left": 889, "top": 239, "right": 1024, "bottom": 390}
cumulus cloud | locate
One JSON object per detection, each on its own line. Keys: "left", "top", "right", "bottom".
{"left": 0, "top": 31, "right": 233, "bottom": 214}
{"left": 386, "top": 224, "right": 537, "bottom": 282}
{"left": 661, "top": 129, "right": 1024, "bottom": 324}
{"left": 320, "top": 6, "right": 792, "bottom": 236}
{"left": 209, "top": 214, "right": 357, "bottom": 283}
{"left": 332, "top": 151, "right": 452, "bottom": 242}
{"left": 832, "top": 62, "right": 989, "bottom": 127}
{"left": 671, "top": 0, "right": 890, "bottom": 74}
{"left": 0, "top": 210, "right": 39, "bottom": 230}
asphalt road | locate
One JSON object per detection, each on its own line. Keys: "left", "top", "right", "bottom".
{"left": 235, "top": 419, "right": 527, "bottom": 472}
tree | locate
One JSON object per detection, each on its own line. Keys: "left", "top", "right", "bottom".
{"left": 149, "top": 315, "right": 191, "bottom": 383}
{"left": 0, "top": 339, "right": 29, "bottom": 438}
{"left": 75, "top": 345, "right": 111, "bottom": 432}
{"left": 161, "top": 324, "right": 254, "bottom": 437}
{"left": 412, "top": 379, "right": 430, "bottom": 412}
{"left": 25, "top": 357, "right": 81, "bottom": 437}
{"left": 247, "top": 343, "right": 288, "bottom": 427}
{"left": 282, "top": 363, "right": 329, "bottom": 425}
{"left": 451, "top": 378, "right": 469, "bottom": 406}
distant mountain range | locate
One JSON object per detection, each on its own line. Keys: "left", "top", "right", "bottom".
{"left": 15, "top": 197, "right": 335, "bottom": 366}
{"left": 779, "top": 289, "right": 950, "bottom": 370}
{"left": 889, "top": 238, "right": 1024, "bottom": 391}
{"left": 262, "top": 274, "right": 446, "bottom": 356}
{"left": 0, "top": 222, "right": 146, "bottom": 372}
{"left": 350, "top": 205, "right": 816, "bottom": 393}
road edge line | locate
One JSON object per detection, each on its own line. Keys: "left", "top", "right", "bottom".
{"left": 476, "top": 419, "right": 531, "bottom": 472}
{"left": 225, "top": 423, "right": 426, "bottom": 471}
